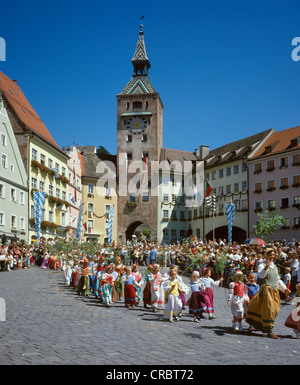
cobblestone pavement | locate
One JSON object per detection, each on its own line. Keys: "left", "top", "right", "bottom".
{"left": 0, "top": 266, "right": 299, "bottom": 366}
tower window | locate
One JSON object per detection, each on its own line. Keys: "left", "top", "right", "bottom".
{"left": 126, "top": 102, "right": 130, "bottom": 110}
{"left": 127, "top": 135, "right": 132, "bottom": 142}
{"left": 142, "top": 135, "right": 147, "bottom": 142}
{"left": 133, "top": 101, "right": 142, "bottom": 110}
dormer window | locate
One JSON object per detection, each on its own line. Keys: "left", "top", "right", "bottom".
{"left": 265, "top": 146, "right": 272, "bottom": 154}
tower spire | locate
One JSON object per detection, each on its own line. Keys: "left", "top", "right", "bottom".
{"left": 131, "top": 18, "right": 151, "bottom": 76}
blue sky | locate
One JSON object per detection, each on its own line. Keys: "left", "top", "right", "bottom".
{"left": 1, "top": 0, "right": 300, "bottom": 155}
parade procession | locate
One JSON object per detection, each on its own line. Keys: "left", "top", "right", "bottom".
{"left": 1, "top": 0, "right": 300, "bottom": 368}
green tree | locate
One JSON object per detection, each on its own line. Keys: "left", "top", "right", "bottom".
{"left": 253, "top": 210, "right": 285, "bottom": 240}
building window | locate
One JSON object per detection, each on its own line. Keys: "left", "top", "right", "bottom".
{"left": 49, "top": 184, "right": 53, "bottom": 196}
{"left": 163, "top": 194, "right": 169, "bottom": 202}
{"left": 20, "top": 217, "right": 25, "bottom": 230}
{"left": 1, "top": 154, "right": 7, "bottom": 169}
{"left": 254, "top": 182, "right": 262, "bottom": 193}
{"left": 32, "top": 148, "right": 38, "bottom": 161}
{"left": 180, "top": 211, "right": 185, "bottom": 220}
{"left": 163, "top": 210, "right": 169, "bottom": 219}
{"left": 20, "top": 191, "right": 25, "bottom": 205}
{"left": 281, "top": 198, "right": 289, "bottom": 209}
{"left": 254, "top": 163, "right": 262, "bottom": 174}
{"left": 40, "top": 153, "right": 46, "bottom": 165}
{"left": 56, "top": 188, "right": 60, "bottom": 199}
{"left": 0, "top": 212, "right": 4, "bottom": 226}
{"left": 219, "top": 169, "right": 224, "bottom": 178}
{"left": 0, "top": 183, "right": 4, "bottom": 198}
{"left": 142, "top": 135, "right": 147, "bottom": 142}
{"left": 266, "top": 180, "right": 275, "bottom": 191}
{"left": 61, "top": 167, "right": 66, "bottom": 177}
{"left": 62, "top": 191, "right": 66, "bottom": 200}
{"left": 49, "top": 211, "right": 54, "bottom": 222}
{"left": 55, "top": 163, "right": 60, "bottom": 174}
{"left": 31, "top": 177, "right": 37, "bottom": 190}
{"left": 242, "top": 163, "right": 247, "bottom": 172}
{"left": 267, "top": 199, "right": 276, "bottom": 210}
{"left": 142, "top": 193, "right": 149, "bottom": 202}
{"left": 211, "top": 171, "right": 216, "bottom": 180}
{"left": 266, "top": 159, "right": 275, "bottom": 171}
{"left": 48, "top": 158, "right": 53, "bottom": 169}
{"left": 87, "top": 203, "right": 94, "bottom": 218}
{"left": 280, "top": 157, "right": 288, "bottom": 168}
{"left": 127, "top": 135, "right": 132, "bottom": 142}
{"left": 280, "top": 177, "right": 289, "bottom": 189}
{"left": 294, "top": 217, "right": 300, "bottom": 227}
{"left": 61, "top": 212, "right": 66, "bottom": 227}
{"left": 1, "top": 133, "right": 6, "bottom": 147}
{"left": 234, "top": 182, "right": 239, "bottom": 193}
{"left": 242, "top": 180, "right": 247, "bottom": 190}
{"left": 163, "top": 228, "right": 169, "bottom": 239}
{"left": 282, "top": 218, "right": 289, "bottom": 229}
{"left": 292, "top": 154, "right": 300, "bottom": 166}
{"left": 226, "top": 166, "right": 231, "bottom": 176}
{"left": 219, "top": 186, "right": 224, "bottom": 196}
{"left": 292, "top": 175, "right": 300, "bottom": 187}
{"left": 39, "top": 181, "right": 45, "bottom": 193}
{"left": 226, "top": 184, "right": 231, "bottom": 194}
{"left": 293, "top": 196, "right": 300, "bottom": 206}
{"left": 234, "top": 164, "right": 239, "bottom": 174}
{"left": 171, "top": 229, "right": 177, "bottom": 239}
{"left": 10, "top": 164, "right": 15, "bottom": 173}
{"left": 255, "top": 201, "right": 263, "bottom": 212}
{"left": 11, "top": 215, "right": 16, "bottom": 229}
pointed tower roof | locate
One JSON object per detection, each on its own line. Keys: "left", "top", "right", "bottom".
{"left": 119, "top": 23, "right": 156, "bottom": 96}
{"left": 131, "top": 23, "right": 151, "bottom": 75}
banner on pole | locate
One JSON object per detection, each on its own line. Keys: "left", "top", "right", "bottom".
{"left": 33, "top": 191, "right": 46, "bottom": 243}
{"left": 76, "top": 202, "right": 83, "bottom": 239}
{"left": 108, "top": 206, "right": 115, "bottom": 244}
{"left": 226, "top": 203, "right": 236, "bottom": 244}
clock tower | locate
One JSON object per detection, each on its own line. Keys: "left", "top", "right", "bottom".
{"left": 116, "top": 22, "right": 163, "bottom": 242}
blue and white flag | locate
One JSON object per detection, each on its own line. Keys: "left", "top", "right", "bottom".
{"left": 226, "top": 203, "right": 236, "bottom": 244}
{"left": 33, "top": 191, "right": 46, "bottom": 243}
{"left": 76, "top": 202, "right": 83, "bottom": 239}
{"left": 108, "top": 206, "right": 115, "bottom": 244}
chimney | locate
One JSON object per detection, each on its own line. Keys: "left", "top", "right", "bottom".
{"left": 199, "top": 145, "right": 209, "bottom": 160}
{"left": 194, "top": 148, "right": 199, "bottom": 157}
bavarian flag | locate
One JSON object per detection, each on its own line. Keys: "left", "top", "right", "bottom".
{"left": 205, "top": 178, "right": 213, "bottom": 197}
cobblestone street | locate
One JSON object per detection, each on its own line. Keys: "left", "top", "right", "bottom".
{"left": 0, "top": 266, "right": 299, "bottom": 366}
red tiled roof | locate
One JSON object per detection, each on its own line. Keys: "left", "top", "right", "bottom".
{"left": 252, "top": 125, "right": 300, "bottom": 159}
{"left": 0, "top": 71, "right": 63, "bottom": 153}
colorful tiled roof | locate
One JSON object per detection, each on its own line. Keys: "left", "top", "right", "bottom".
{"left": 119, "top": 75, "right": 156, "bottom": 95}
{"left": 0, "top": 71, "right": 63, "bottom": 154}
{"left": 251, "top": 125, "right": 300, "bottom": 159}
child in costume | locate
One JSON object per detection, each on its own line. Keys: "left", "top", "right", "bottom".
{"left": 99, "top": 265, "right": 114, "bottom": 307}
{"left": 123, "top": 266, "right": 142, "bottom": 308}
{"left": 131, "top": 264, "right": 142, "bottom": 304}
{"left": 227, "top": 270, "right": 249, "bottom": 332}
{"left": 285, "top": 283, "right": 300, "bottom": 338}
{"left": 150, "top": 264, "right": 164, "bottom": 312}
{"left": 246, "top": 272, "right": 259, "bottom": 301}
{"left": 143, "top": 264, "right": 153, "bottom": 309}
{"left": 283, "top": 267, "right": 291, "bottom": 291}
{"left": 163, "top": 269, "right": 183, "bottom": 322}
{"left": 188, "top": 271, "right": 206, "bottom": 322}
{"left": 201, "top": 267, "right": 223, "bottom": 319}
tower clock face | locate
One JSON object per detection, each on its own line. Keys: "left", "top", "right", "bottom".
{"left": 127, "top": 117, "right": 147, "bottom": 135}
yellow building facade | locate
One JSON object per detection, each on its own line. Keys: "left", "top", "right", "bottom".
{"left": 29, "top": 136, "right": 70, "bottom": 243}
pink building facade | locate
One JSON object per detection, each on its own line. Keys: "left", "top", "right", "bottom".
{"left": 249, "top": 126, "right": 300, "bottom": 242}
{"left": 65, "top": 146, "right": 82, "bottom": 238}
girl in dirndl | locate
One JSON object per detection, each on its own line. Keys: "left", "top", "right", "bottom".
{"left": 201, "top": 267, "right": 223, "bottom": 319}
{"left": 143, "top": 264, "right": 153, "bottom": 308}
{"left": 188, "top": 271, "right": 206, "bottom": 322}
{"left": 99, "top": 265, "right": 114, "bottom": 307}
{"left": 131, "top": 264, "right": 142, "bottom": 304}
{"left": 150, "top": 264, "right": 164, "bottom": 312}
{"left": 227, "top": 270, "right": 249, "bottom": 332}
{"left": 123, "top": 266, "right": 141, "bottom": 308}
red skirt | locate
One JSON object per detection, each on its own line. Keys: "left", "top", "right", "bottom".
{"left": 124, "top": 284, "right": 136, "bottom": 305}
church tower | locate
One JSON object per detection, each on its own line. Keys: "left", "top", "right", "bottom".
{"left": 116, "top": 22, "right": 163, "bottom": 242}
